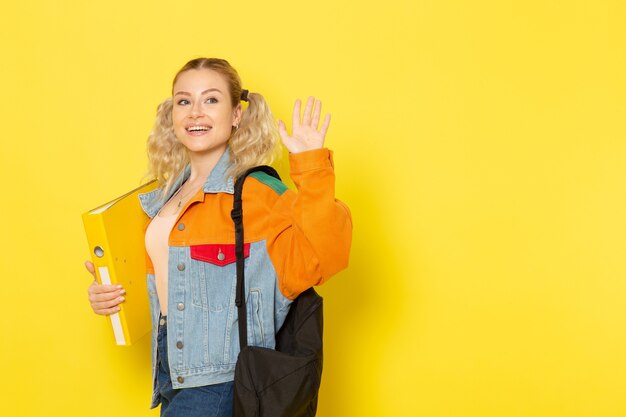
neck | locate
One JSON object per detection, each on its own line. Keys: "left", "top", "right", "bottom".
{"left": 186, "top": 145, "right": 227, "bottom": 185}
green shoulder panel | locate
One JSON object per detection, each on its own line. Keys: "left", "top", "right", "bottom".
{"left": 249, "top": 171, "right": 288, "bottom": 196}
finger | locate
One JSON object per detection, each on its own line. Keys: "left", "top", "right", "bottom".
{"left": 88, "top": 284, "right": 125, "bottom": 300}
{"left": 88, "top": 280, "right": 123, "bottom": 293}
{"left": 92, "top": 295, "right": 125, "bottom": 310}
{"left": 292, "top": 99, "right": 301, "bottom": 129}
{"left": 89, "top": 284, "right": 125, "bottom": 297}
{"left": 311, "top": 100, "right": 322, "bottom": 131}
{"left": 94, "top": 305, "right": 122, "bottom": 316}
{"left": 302, "top": 96, "right": 314, "bottom": 126}
{"left": 320, "top": 113, "right": 331, "bottom": 138}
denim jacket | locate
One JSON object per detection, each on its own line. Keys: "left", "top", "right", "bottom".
{"left": 138, "top": 148, "right": 352, "bottom": 408}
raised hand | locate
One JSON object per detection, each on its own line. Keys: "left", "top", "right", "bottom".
{"left": 278, "top": 96, "right": 331, "bottom": 154}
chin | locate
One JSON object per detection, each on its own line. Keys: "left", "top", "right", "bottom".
{"left": 183, "top": 142, "right": 228, "bottom": 156}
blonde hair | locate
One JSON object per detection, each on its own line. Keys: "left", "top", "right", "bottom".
{"left": 146, "top": 58, "right": 280, "bottom": 197}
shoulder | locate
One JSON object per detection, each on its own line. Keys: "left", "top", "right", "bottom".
{"left": 247, "top": 171, "right": 288, "bottom": 196}
{"left": 241, "top": 169, "right": 292, "bottom": 215}
{"left": 238, "top": 170, "right": 293, "bottom": 240}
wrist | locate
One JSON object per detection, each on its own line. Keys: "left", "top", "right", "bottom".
{"left": 289, "top": 148, "right": 334, "bottom": 173}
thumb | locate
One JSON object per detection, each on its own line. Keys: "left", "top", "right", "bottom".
{"left": 277, "top": 120, "right": 289, "bottom": 141}
{"left": 277, "top": 120, "right": 296, "bottom": 152}
{"left": 84, "top": 260, "right": 97, "bottom": 280}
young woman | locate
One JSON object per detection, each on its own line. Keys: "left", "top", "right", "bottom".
{"left": 85, "top": 57, "right": 352, "bottom": 416}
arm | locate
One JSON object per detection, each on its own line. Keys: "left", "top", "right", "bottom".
{"left": 269, "top": 97, "right": 352, "bottom": 299}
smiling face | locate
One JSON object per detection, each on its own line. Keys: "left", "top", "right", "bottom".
{"left": 171, "top": 69, "right": 242, "bottom": 159}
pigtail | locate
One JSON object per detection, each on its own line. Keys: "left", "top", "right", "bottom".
{"left": 228, "top": 92, "right": 280, "bottom": 179}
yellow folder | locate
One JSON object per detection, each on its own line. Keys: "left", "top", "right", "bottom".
{"left": 82, "top": 181, "right": 158, "bottom": 346}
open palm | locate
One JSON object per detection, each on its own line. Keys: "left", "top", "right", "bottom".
{"left": 278, "top": 96, "right": 331, "bottom": 154}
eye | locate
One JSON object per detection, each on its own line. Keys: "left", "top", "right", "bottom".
{"left": 206, "top": 97, "right": 218, "bottom": 104}
{"left": 177, "top": 99, "right": 190, "bottom": 105}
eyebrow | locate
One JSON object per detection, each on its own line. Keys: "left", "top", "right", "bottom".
{"left": 174, "top": 88, "right": 223, "bottom": 96}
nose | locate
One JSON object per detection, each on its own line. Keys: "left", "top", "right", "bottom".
{"left": 190, "top": 100, "right": 203, "bottom": 117}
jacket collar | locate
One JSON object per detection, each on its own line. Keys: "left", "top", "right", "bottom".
{"left": 139, "top": 148, "right": 234, "bottom": 218}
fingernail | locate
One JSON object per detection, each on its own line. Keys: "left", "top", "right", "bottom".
{"left": 116, "top": 285, "right": 123, "bottom": 289}
{"left": 119, "top": 296, "right": 125, "bottom": 302}
{"left": 119, "top": 289, "right": 126, "bottom": 295}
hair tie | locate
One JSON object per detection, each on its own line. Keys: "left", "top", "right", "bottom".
{"left": 241, "top": 89, "right": 249, "bottom": 102}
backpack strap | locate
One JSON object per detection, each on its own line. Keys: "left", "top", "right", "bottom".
{"left": 231, "top": 165, "right": 281, "bottom": 350}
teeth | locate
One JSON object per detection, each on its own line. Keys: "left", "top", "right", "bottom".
{"left": 187, "top": 125, "right": 210, "bottom": 132}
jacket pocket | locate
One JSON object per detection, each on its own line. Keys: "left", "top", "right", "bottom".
{"left": 190, "top": 243, "right": 249, "bottom": 311}
{"left": 190, "top": 243, "right": 250, "bottom": 266}
{"left": 248, "top": 289, "right": 265, "bottom": 346}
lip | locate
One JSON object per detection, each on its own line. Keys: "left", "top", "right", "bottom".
{"left": 185, "top": 124, "right": 212, "bottom": 136}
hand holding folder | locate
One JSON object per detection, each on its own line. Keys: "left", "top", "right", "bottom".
{"left": 85, "top": 260, "right": 126, "bottom": 315}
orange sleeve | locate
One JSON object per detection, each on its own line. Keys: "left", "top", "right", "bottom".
{"left": 265, "top": 148, "right": 353, "bottom": 299}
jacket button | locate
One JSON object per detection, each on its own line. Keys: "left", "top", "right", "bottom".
{"left": 217, "top": 252, "right": 226, "bottom": 261}
{"left": 159, "top": 318, "right": 166, "bottom": 326}
{"left": 177, "top": 303, "right": 185, "bottom": 311}
{"left": 177, "top": 262, "right": 185, "bottom": 271}
{"left": 177, "top": 376, "right": 184, "bottom": 383}
{"left": 177, "top": 223, "right": 185, "bottom": 231}
{"left": 176, "top": 341, "right": 184, "bottom": 349}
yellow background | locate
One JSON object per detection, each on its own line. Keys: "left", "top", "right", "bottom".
{"left": 1, "top": 1, "right": 625, "bottom": 416}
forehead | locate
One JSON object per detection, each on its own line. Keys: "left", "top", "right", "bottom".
{"left": 173, "top": 69, "right": 230, "bottom": 93}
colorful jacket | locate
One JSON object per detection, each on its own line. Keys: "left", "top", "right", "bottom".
{"left": 138, "top": 147, "right": 352, "bottom": 408}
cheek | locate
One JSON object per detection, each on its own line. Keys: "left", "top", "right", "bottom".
{"left": 211, "top": 110, "right": 234, "bottom": 128}
{"left": 171, "top": 111, "right": 186, "bottom": 129}
{"left": 224, "top": 109, "right": 237, "bottom": 125}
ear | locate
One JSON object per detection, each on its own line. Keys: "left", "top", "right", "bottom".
{"left": 232, "top": 103, "right": 242, "bottom": 127}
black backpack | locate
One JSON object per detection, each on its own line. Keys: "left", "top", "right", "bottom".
{"left": 231, "top": 166, "right": 324, "bottom": 417}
